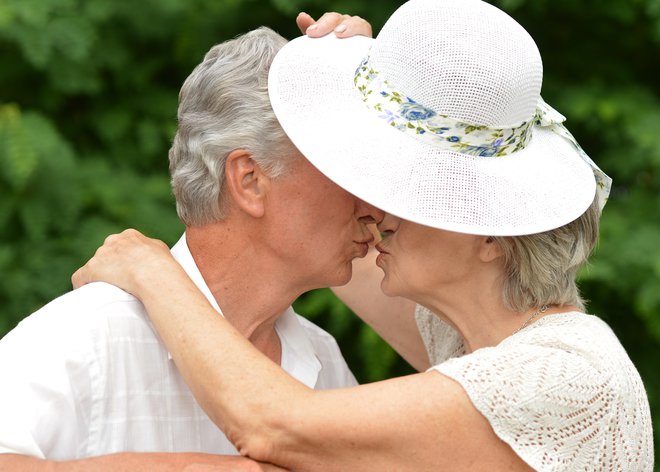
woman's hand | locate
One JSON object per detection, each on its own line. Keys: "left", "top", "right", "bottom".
{"left": 296, "top": 11, "right": 372, "bottom": 38}
{"left": 71, "top": 229, "right": 179, "bottom": 299}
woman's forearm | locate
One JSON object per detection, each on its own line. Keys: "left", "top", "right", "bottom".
{"left": 0, "top": 452, "right": 284, "bottom": 471}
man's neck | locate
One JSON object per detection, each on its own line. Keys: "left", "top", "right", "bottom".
{"left": 185, "top": 224, "right": 297, "bottom": 362}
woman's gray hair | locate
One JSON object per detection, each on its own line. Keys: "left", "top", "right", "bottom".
{"left": 169, "top": 27, "right": 293, "bottom": 225}
{"left": 494, "top": 196, "right": 601, "bottom": 312}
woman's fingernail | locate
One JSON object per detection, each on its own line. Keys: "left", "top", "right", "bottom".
{"left": 306, "top": 24, "right": 317, "bottom": 33}
{"left": 334, "top": 24, "right": 347, "bottom": 33}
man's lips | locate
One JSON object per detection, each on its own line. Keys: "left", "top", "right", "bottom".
{"left": 375, "top": 242, "right": 389, "bottom": 254}
{"left": 359, "top": 233, "right": 375, "bottom": 244}
{"left": 353, "top": 236, "right": 374, "bottom": 257}
{"left": 354, "top": 234, "right": 374, "bottom": 246}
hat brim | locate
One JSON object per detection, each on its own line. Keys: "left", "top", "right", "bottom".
{"left": 268, "top": 34, "right": 596, "bottom": 236}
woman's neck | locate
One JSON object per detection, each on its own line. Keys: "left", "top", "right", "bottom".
{"left": 421, "top": 292, "right": 580, "bottom": 353}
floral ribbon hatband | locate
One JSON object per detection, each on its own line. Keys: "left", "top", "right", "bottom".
{"left": 353, "top": 56, "right": 612, "bottom": 210}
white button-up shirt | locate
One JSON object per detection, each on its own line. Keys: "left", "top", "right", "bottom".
{"left": 0, "top": 235, "right": 357, "bottom": 459}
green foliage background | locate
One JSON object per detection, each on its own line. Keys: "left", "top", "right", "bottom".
{"left": 1, "top": 0, "right": 658, "bottom": 461}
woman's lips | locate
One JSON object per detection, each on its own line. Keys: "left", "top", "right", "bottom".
{"left": 375, "top": 243, "right": 389, "bottom": 267}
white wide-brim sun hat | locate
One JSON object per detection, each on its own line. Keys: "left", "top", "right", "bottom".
{"left": 268, "top": 0, "right": 611, "bottom": 236}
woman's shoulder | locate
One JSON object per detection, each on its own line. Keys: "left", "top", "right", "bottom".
{"left": 511, "top": 312, "right": 632, "bottom": 374}
{"left": 513, "top": 311, "right": 615, "bottom": 347}
{"left": 436, "top": 312, "right": 625, "bottom": 391}
{"left": 447, "top": 311, "right": 643, "bottom": 398}
{"left": 520, "top": 310, "right": 615, "bottom": 340}
{"left": 431, "top": 311, "right": 653, "bottom": 470}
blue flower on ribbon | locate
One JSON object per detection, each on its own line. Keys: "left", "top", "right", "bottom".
{"left": 399, "top": 102, "right": 436, "bottom": 121}
{"left": 448, "top": 136, "right": 461, "bottom": 142}
{"left": 431, "top": 126, "right": 450, "bottom": 135}
{"left": 477, "top": 147, "right": 498, "bottom": 157}
{"left": 458, "top": 145, "right": 499, "bottom": 157}
{"left": 378, "top": 109, "right": 400, "bottom": 124}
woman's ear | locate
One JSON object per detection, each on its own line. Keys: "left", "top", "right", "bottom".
{"left": 224, "top": 149, "right": 270, "bottom": 218}
{"left": 479, "top": 236, "right": 504, "bottom": 263}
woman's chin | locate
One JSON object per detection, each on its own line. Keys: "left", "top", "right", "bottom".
{"left": 379, "top": 277, "right": 401, "bottom": 297}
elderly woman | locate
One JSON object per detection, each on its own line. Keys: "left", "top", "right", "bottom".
{"left": 73, "top": 0, "right": 653, "bottom": 470}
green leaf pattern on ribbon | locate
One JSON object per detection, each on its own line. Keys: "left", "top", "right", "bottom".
{"left": 353, "top": 56, "right": 611, "bottom": 209}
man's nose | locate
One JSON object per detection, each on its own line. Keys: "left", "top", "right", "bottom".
{"left": 356, "top": 198, "right": 385, "bottom": 225}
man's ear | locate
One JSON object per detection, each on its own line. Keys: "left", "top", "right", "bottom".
{"left": 224, "top": 149, "right": 270, "bottom": 218}
{"left": 479, "top": 236, "right": 504, "bottom": 263}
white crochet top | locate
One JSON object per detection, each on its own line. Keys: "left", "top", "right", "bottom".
{"left": 415, "top": 306, "right": 654, "bottom": 471}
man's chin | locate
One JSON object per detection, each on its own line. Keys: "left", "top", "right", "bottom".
{"left": 330, "top": 266, "right": 353, "bottom": 288}
{"left": 338, "top": 275, "right": 353, "bottom": 288}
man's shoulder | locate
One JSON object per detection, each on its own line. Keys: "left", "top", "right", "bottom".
{"left": 38, "top": 282, "right": 144, "bottom": 318}
{"left": 57, "top": 282, "right": 140, "bottom": 307}
{"left": 8, "top": 282, "right": 152, "bottom": 343}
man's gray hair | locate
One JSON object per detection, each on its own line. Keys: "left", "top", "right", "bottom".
{"left": 169, "top": 27, "right": 293, "bottom": 225}
{"left": 494, "top": 196, "right": 600, "bottom": 312}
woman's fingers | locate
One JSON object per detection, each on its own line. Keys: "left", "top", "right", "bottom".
{"left": 295, "top": 12, "right": 316, "bottom": 34}
{"left": 299, "top": 12, "right": 373, "bottom": 38}
{"left": 303, "top": 11, "right": 345, "bottom": 37}
{"left": 71, "top": 266, "right": 86, "bottom": 289}
{"left": 334, "top": 15, "right": 372, "bottom": 38}
{"left": 71, "top": 229, "right": 172, "bottom": 294}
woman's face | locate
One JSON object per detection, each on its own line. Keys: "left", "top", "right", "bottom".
{"left": 375, "top": 214, "right": 487, "bottom": 302}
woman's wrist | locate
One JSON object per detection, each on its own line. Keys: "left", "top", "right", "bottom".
{"left": 130, "top": 254, "right": 189, "bottom": 305}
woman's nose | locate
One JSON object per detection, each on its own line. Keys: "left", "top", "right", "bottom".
{"left": 377, "top": 213, "right": 400, "bottom": 234}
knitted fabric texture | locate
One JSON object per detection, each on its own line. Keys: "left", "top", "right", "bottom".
{"left": 415, "top": 307, "right": 653, "bottom": 471}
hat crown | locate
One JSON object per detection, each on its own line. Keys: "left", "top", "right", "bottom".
{"left": 370, "top": 0, "right": 543, "bottom": 127}
{"left": 268, "top": 0, "right": 604, "bottom": 236}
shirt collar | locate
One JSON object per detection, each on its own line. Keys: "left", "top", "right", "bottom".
{"left": 275, "top": 307, "right": 322, "bottom": 388}
{"left": 169, "top": 234, "right": 321, "bottom": 388}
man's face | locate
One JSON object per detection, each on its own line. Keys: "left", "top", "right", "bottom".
{"left": 264, "top": 151, "right": 382, "bottom": 292}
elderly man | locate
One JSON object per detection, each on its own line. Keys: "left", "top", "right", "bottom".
{"left": 0, "top": 22, "right": 380, "bottom": 470}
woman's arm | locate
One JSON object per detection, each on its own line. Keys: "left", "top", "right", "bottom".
{"left": 0, "top": 452, "right": 286, "bottom": 471}
{"left": 72, "top": 230, "right": 532, "bottom": 471}
{"left": 331, "top": 248, "right": 429, "bottom": 371}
